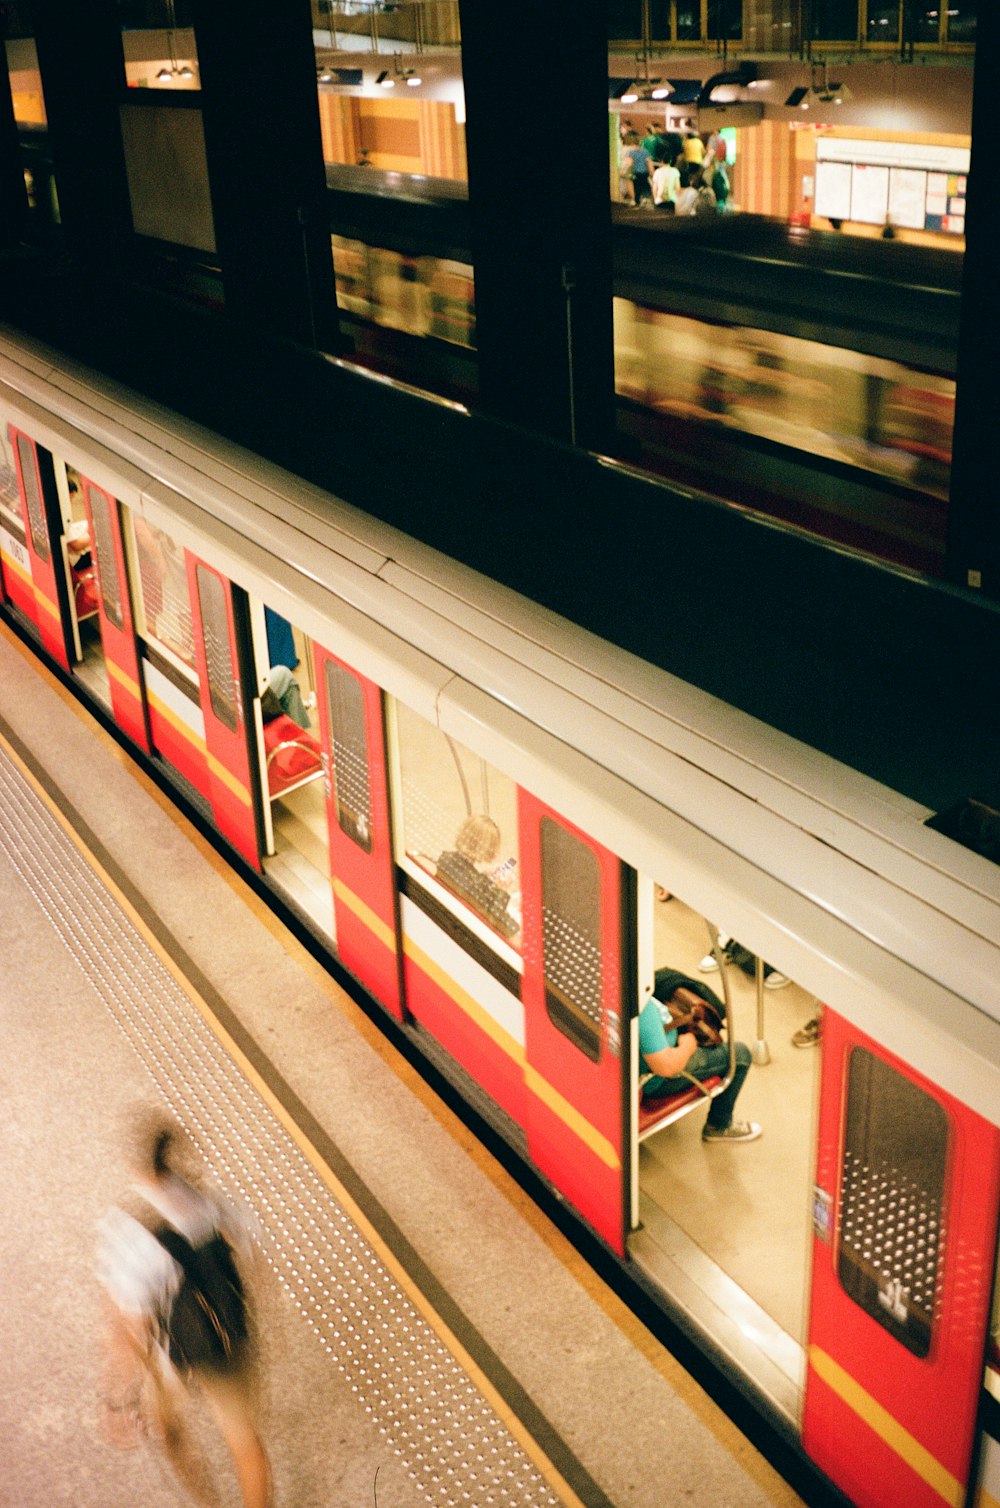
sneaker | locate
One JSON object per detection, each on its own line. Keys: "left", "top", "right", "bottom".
{"left": 763, "top": 970, "right": 791, "bottom": 990}
{"left": 792, "top": 1016, "right": 820, "bottom": 1048}
{"left": 702, "top": 1120, "right": 762, "bottom": 1144}
{"left": 698, "top": 934, "right": 730, "bottom": 972}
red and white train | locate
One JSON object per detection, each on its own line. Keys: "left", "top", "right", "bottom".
{"left": 1, "top": 326, "right": 998, "bottom": 1508}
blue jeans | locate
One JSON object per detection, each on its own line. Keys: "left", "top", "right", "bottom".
{"left": 646, "top": 1040, "right": 752, "bottom": 1129}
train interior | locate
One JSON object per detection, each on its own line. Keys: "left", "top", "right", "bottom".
{"left": 253, "top": 610, "right": 334, "bottom": 939}
{"left": 634, "top": 889, "right": 821, "bottom": 1421}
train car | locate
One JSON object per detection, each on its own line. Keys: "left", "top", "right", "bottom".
{"left": 1, "top": 325, "right": 999, "bottom": 1508}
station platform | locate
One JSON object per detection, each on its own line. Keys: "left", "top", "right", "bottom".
{"left": 0, "top": 619, "right": 805, "bottom": 1508}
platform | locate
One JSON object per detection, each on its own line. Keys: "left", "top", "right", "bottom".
{"left": 0, "top": 620, "right": 804, "bottom": 1508}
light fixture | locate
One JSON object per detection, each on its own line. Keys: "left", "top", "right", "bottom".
{"left": 376, "top": 69, "right": 395, "bottom": 88}
{"left": 405, "top": 72, "right": 421, "bottom": 87}
{"left": 156, "top": 0, "right": 195, "bottom": 85}
{"left": 785, "top": 86, "right": 809, "bottom": 108}
{"left": 620, "top": 88, "right": 639, "bottom": 104}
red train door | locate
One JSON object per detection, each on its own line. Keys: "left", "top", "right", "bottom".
{"left": 79, "top": 480, "right": 151, "bottom": 753}
{"left": 518, "top": 793, "right": 627, "bottom": 1255}
{"left": 186, "top": 553, "right": 263, "bottom": 870}
{"left": 803, "top": 1010, "right": 1000, "bottom": 1508}
{"left": 313, "top": 646, "right": 403, "bottom": 1021}
{"left": 9, "top": 427, "right": 71, "bottom": 668}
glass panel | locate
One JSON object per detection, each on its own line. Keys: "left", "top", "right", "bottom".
{"left": 85, "top": 486, "right": 124, "bottom": 632}
{"left": 131, "top": 516, "right": 197, "bottom": 671}
{"left": 838, "top": 1048, "right": 948, "bottom": 1359}
{"left": 866, "top": 2, "right": 901, "bottom": 41}
{"left": 0, "top": 422, "right": 26, "bottom": 540}
{"left": 608, "top": 0, "right": 644, "bottom": 39}
{"left": 707, "top": 0, "right": 743, "bottom": 38}
{"left": 540, "top": 817, "right": 603, "bottom": 1062}
{"left": 4, "top": 35, "right": 47, "bottom": 127}
{"left": 947, "top": 0, "right": 976, "bottom": 42}
{"left": 676, "top": 1, "right": 702, "bottom": 40}
{"left": 810, "top": 0, "right": 860, "bottom": 38}
{"left": 910, "top": 3, "right": 942, "bottom": 42}
{"left": 325, "top": 661, "right": 373, "bottom": 853}
{"left": 119, "top": 0, "right": 200, "bottom": 91}
{"left": 16, "top": 433, "right": 48, "bottom": 562}
{"left": 195, "top": 565, "right": 237, "bottom": 731}
{"left": 394, "top": 701, "right": 521, "bottom": 948}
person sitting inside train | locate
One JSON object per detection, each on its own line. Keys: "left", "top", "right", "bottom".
{"left": 639, "top": 968, "right": 761, "bottom": 1144}
{"left": 436, "top": 814, "right": 519, "bottom": 941}
{"left": 261, "top": 664, "right": 311, "bottom": 730}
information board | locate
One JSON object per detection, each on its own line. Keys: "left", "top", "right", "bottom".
{"left": 814, "top": 159, "right": 852, "bottom": 221}
{"left": 888, "top": 167, "right": 927, "bottom": 230}
{"left": 850, "top": 163, "right": 889, "bottom": 225}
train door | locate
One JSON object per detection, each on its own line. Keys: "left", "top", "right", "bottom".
{"left": 314, "top": 646, "right": 403, "bottom": 1020}
{"left": 78, "top": 479, "right": 151, "bottom": 752}
{"left": 518, "top": 792, "right": 628, "bottom": 1256}
{"left": 804, "top": 1010, "right": 1000, "bottom": 1508}
{"left": 251, "top": 607, "right": 332, "bottom": 939}
{"left": 9, "top": 426, "right": 72, "bottom": 668}
{"left": 186, "top": 552, "right": 263, "bottom": 870}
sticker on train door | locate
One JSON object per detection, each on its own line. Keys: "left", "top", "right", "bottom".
{"left": 803, "top": 1011, "right": 1000, "bottom": 1508}
{"left": 186, "top": 554, "right": 263, "bottom": 870}
{"left": 9, "top": 427, "right": 72, "bottom": 668}
{"left": 518, "top": 794, "right": 627, "bottom": 1256}
{"left": 313, "top": 646, "right": 403, "bottom": 1021}
{"left": 79, "top": 481, "right": 152, "bottom": 753}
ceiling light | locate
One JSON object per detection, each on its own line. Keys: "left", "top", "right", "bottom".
{"left": 177, "top": 63, "right": 193, "bottom": 79}
{"left": 651, "top": 86, "right": 671, "bottom": 100}
{"left": 376, "top": 70, "right": 395, "bottom": 88}
{"left": 620, "top": 89, "right": 639, "bottom": 104}
{"left": 157, "top": 65, "right": 173, "bottom": 82}
{"left": 405, "top": 74, "right": 421, "bottom": 87}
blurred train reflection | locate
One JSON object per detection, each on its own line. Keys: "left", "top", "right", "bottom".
{"left": 332, "top": 234, "right": 476, "bottom": 349}
{"left": 613, "top": 300, "right": 954, "bottom": 502}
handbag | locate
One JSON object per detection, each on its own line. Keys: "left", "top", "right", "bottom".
{"left": 665, "top": 985, "right": 724, "bottom": 1049}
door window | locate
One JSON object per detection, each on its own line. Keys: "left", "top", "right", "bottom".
{"left": 837, "top": 1047, "right": 949, "bottom": 1359}
{"left": 130, "top": 515, "right": 197, "bottom": 672}
{"left": 195, "top": 565, "right": 237, "bottom": 730}
{"left": 16, "top": 433, "right": 49, "bottom": 561}
{"left": 325, "top": 660, "right": 374, "bottom": 854}
{"left": 539, "top": 817, "right": 603, "bottom": 1061}
{"left": 86, "top": 486, "right": 124, "bottom": 630}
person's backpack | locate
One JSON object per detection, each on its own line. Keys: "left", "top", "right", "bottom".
{"left": 155, "top": 1224, "right": 248, "bottom": 1372}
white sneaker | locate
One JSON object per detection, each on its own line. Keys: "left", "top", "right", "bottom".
{"left": 698, "top": 935, "right": 730, "bottom": 972}
{"left": 763, "top": 971, "right": 791, "bottom": 990}
{"left": 702, "top": 1120, "right": 762, "bottom": 1144}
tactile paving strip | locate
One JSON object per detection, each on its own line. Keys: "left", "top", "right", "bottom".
{"left": 0, "top": 743, "right": 563, "bottom": 1507}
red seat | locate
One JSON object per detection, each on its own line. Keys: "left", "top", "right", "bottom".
{"left": 262, "top": 714, "right": 323, "bottom": 798}
{"left": 638, "top": 1076, "right": 721, "bottom": 1141}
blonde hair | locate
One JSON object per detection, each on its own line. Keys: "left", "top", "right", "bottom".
{"left": 455, "top": 814, "right": 501, "bottom": 864}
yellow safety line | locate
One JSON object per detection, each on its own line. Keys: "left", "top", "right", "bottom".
{"left": 332, "top": 875, "right": 397, "bottom": 954}
{"left": 0, "top": 723, "right": 587, "bottom": 1508}
{"left": 809, "top": 1346, "right": 963, "bottom": 1507}
{"left": 403, "top": 934, "right": 620, "bottom": 1172}
{"left": 106, "top": 657, "right": 142, "bottom": 703}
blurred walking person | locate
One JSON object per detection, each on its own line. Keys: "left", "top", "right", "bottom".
{"left": 97, "top": 1109, "right": 272, "bottom": 1508}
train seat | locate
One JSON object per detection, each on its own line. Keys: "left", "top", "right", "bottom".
{"left": 637, "top": 1074, "right": 720, "bottom": 1143}
{"left": 262, "top": 713, "right": 324, "bottom": 799}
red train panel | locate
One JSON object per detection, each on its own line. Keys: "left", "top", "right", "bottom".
{"left": 804, "top": 1008, "right": 1000, "bottom": 1508}
{"left": 79, "top": 480, "right": 151, "bottom": 753}
{"left": 9, "top": 427, "right": 70, "bottom": 669}
{"left": 314, "top": 647, "right": 403, "bottom": 1020}
{"left": 518, "top": 794, "right": 626, "bottom": 1256}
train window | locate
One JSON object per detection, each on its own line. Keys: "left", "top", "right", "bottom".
{"left": 130, "top": 516, "right": 197, "bottom": 673}
{"left": 16, "top": 433, "right": 49, "bottom": 563}
{"left": 325, "top": 661, "right": 373, "bottom": 854}
{"left": 539, "top": 818, "right": 603, "bottom": 1062}
{"left": 85, "top": 487, "right": 123, "bottom": 631}
{"left": 393, "top": 701, "right": 521, "bottom": 952}
{"left": 195, "top": 566, "right": 237, "bottom": 732}
{"left": 0, "top": 426, "right": 26, "bottom": 543}
{"left": 837, "top": 1047, "right": 949, "bottom": 1359}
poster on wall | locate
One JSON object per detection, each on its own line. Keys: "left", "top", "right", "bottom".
{"left": 850, "top": 163, "right": 889, "bottom": 225}
{"left": 814, "top": 160, "right": 852, "bottom": 221}
{"left": 888, "top": 167, "right": 927, "bottom": 230}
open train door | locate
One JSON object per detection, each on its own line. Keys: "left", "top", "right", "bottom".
{"left": 313, "top": 646, "right": 403, "bottom": 1022}
{"left": 518, "top": 794, "right": 627, "bottom": 1256}
{"left": 186, "top": 552, "right": 263, "bottom": 870}
{"left": 803, "top": 1010, "right": 1000, "bottom": 1508}
{"left": 9, "top": 426, "right": 72, "bottom": 669}
{"left": 79, "top": 479, "right": 151, "bottom": 753}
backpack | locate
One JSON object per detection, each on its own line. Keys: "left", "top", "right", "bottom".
{"left": 155, "top": 1225, "right": 248, "bottom": 1372}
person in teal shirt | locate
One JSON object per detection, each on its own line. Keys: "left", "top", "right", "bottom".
{"left": 638, "top": 972, "right": 760, "bottom": 1143}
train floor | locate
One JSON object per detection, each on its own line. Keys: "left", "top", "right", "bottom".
{"left": 0, "top": 620, "right": 805, "bottom": 1508}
